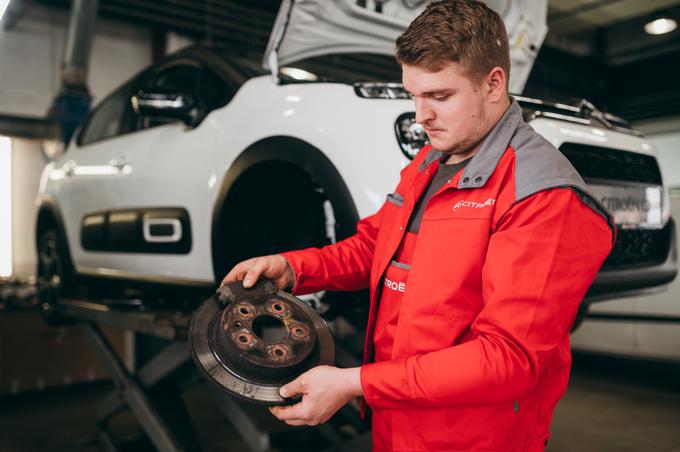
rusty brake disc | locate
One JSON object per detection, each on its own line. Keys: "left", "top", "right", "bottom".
{"left": 189, "top": 280, "right": 334, "bottom": 405}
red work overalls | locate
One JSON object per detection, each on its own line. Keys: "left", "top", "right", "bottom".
{"left": 372, "top": 232, "right": 417, "bottom": 451}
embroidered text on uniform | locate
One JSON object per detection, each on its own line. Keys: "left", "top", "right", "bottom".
{"left": 453, "top": 198, "right": 496, "bottom": 211}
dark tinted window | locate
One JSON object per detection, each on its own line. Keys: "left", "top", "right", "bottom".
{"left": 151, "top": 64, "right": 200, "bottom": 93}
{"left": 135, "top": 63, "right": 231, "bottom": 130}
{"left": 198, "top": 67, "right": 232, "bottom": 111}
{"left": 79, "top": 82, "right": 135, "bottom": 146}
{"left": 280, "top": 53, "right": 403, "bottom": 84}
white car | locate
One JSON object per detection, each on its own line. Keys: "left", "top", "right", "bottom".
{"left": 36, "top": 0, "right": 676, "bottom": 326}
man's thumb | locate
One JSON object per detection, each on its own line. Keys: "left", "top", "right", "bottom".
{"left": 279, "top": 377, "right": 303, "bottom": 398}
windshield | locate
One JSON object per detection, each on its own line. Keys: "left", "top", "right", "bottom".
{"left": 280, "top": 53, "right": 402, "bottom": 84}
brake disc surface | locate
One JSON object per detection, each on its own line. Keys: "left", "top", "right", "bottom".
{"left": 189, "top": 280, "right": 334, "bottom": 405}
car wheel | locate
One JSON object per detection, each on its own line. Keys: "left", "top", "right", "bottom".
{"left": 215, "top": 162, "right": 368, "bottom": 335}
{"left": 37, "top": 228, "right": 75, "bottom": 325}
{"left": 217, "top": 162, "right": 331, "bottom": 276}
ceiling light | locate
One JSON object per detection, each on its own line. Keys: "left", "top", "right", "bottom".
{"left": 644, "top": 17, "right": 677, "bottom": 35}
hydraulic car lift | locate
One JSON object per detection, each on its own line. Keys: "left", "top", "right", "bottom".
{"left": 55, "top": 297, "right": 372, "bottom": 452}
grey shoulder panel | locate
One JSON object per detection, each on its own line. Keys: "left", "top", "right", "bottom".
{"left": 511, "top": 121, "right": 587, "bottom": 201}
{"left": 510, "top": 121, "right": 616, "bottom": 238}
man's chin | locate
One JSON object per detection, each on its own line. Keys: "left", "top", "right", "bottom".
{"left": 430, "top": 142, "right": 461, "bottom": 154}
{"left": 429, "top": 138, "right": 452, "bottom": 152}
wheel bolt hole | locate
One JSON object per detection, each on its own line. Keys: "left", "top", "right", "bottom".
{"left": 273, "top": 303, "right": 283, "bottom": 312}
{"left": 294, "top": 328, "right": 303, "bottom": 336}
{"left": 274, "top": 349, "right": 284, "bottom": 357}
{"left": 239, "top": 307, "right": 249, "bottom": 315}
{"left": 234, "top": 321, "right": 242, "bottom": 328}
{"left": 238, "top": 335, "right": 248, "bottom": 343}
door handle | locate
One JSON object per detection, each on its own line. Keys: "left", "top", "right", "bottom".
{"left": 109, "top": 156, "right": 130, "bottom": 172}
{"left": 63, "top": 160, "right": 76, "bottom": 177}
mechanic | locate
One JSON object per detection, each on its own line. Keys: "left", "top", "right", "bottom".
{"left": 222, "top": 1, "right": 615, "bottom": 450}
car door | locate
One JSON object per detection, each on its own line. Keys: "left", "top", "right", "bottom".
{"left": 76, "top": 59, "right": 234, "bottom": 284}
{"left": 58, "top": 79, "right": 140, "bottom": 274}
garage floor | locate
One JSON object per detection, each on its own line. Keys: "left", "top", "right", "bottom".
{"left": 1, "top": 353, "right": 679, "bottom": 452}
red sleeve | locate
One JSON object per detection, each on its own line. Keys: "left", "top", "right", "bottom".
{"left": 280, "top": 203, "right": 384, "bottom": 295}
{"left": 360, "top": 188, "right": 614, "bottom": 409}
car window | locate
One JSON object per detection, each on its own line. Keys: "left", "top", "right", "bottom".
{"left": 281, "top": 53, "right": 403, "bottom": 84}
{"left": 151, "top": 64, "right": 200, "bottom": 93}
{"left": 136, "top": 63, "right": 232, "bottom": 131}
{"left": 198, "top": 67, "right": 233, "bottom": 112}
{"left": 79, "top": 82, "right": 135, "bottom": 146}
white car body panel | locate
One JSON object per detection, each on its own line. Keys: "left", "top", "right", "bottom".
{"left": 74, "top": 122, "right": 218, "bottom": 282}
{"left": 44, "top": 77, "right": 415, "bottom": 283}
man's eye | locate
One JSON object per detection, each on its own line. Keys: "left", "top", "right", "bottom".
{"left": 432, "top": 96, "right": 449, "bottom": 102}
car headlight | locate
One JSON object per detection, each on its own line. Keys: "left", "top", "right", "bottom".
{"left": 395, "top": 113, "right": 429, "bottom": 160}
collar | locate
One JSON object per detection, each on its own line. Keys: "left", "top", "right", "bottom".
{"left": 418, "top": 97, "right": 523, "bottom": 189}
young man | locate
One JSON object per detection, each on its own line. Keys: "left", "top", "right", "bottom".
{"left": 222, "top": 1, "right": 615, "bottom": 450}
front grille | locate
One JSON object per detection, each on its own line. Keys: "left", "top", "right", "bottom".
{"left": 559, "top": 143, "right": 662, "bottom": 185}
{"left": 602, "top": 223, "right": 671, "bottom": 269}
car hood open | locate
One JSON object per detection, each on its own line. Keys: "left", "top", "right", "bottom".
{"left": 263, "top": 0, "right": 547, "bottom": 94}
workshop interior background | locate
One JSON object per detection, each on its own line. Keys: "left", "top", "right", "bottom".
{"left": 1, "top": 0, "right": 680, "bottom": 451}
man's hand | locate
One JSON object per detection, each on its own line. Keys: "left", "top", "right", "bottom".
{"left": 269, "top": 366, "right": 363, "bottom": 426}
{"left": 221, "top": 254, "right": 295, "bottom": 290}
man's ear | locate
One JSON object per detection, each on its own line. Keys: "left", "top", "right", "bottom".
{"left": 485, "top": 66, "right": 507, "bottom": 102}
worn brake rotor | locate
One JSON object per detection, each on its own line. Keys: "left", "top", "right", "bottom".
{"left": 189, "top": 280, "right": 334, "bottom": 405}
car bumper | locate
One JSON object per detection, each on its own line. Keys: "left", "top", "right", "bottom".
{"left": 585, "top": 217, "right": 678, "bottom": 303}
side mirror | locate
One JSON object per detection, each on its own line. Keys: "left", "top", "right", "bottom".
{"left": 131, "top": 89, "right": 198, "bottom": 126}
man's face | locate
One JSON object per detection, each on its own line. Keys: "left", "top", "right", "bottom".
{"left": 402, "top": 62, "right": 491, "bottom": 156}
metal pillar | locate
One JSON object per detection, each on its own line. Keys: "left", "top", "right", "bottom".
{"left": 62, "top": 0, "right": 99, "bottom": 91}
{"left": 55, "top": 0, "right": 99, "bottom": 145}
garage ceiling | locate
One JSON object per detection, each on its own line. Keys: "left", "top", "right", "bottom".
{"left": 22, "top": 0, "right": 678, "bottom": 65}
{"left": 10, "top": 0, "right": 680, "bottom": 120}
{"left": 28, "top": 0, "right": 281, "bottom": 51}
{"left": 546, "top": 0, "right": 680, "bottom": 65}
{"left": 548, "top": 0, "right": 680, "bottom": 33}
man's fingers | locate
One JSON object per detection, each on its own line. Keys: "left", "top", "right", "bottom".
{"left": 283, "top": 420, "right": 309, "bottom": 426}
{"left": 242, "top": 260, "right": 268, "bottom": 288}
{"left": 279, "top": 376, "right": 305, "bottom": 399}
{"left": 221, "top": 266, "right": 246, "bottom": 287}
{"left": 269, "top": 403, "right": 307, "bottom": 422}
{"left": 221, "top": 258, "right": 266, "bottom": 288}
{"left": 222, "top": 255, "right": 291, "bottom": 289}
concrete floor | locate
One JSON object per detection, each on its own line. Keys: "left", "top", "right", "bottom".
{"left": 0, "top": 353, "right": 679, "bottom": 451}
{"left": 549, "top": 354, "right": 680, "bottom": 452}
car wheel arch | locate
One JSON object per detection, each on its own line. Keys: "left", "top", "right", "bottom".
{"left": 211, "top": 136, "right": 359, "bottom": 282}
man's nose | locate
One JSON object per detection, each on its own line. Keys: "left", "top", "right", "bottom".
{"left": 414, "top": 98, "right": 434, "bottom": 125}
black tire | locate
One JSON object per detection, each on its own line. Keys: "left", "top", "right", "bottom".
{"left": 216, "top": 162, "right": 331, "bottom": 276}
{"left": 215, "top": 162, "right": 369, "bottom": 330}
{"left": 36, "top": 228, "right": 75, "bottom": 325}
